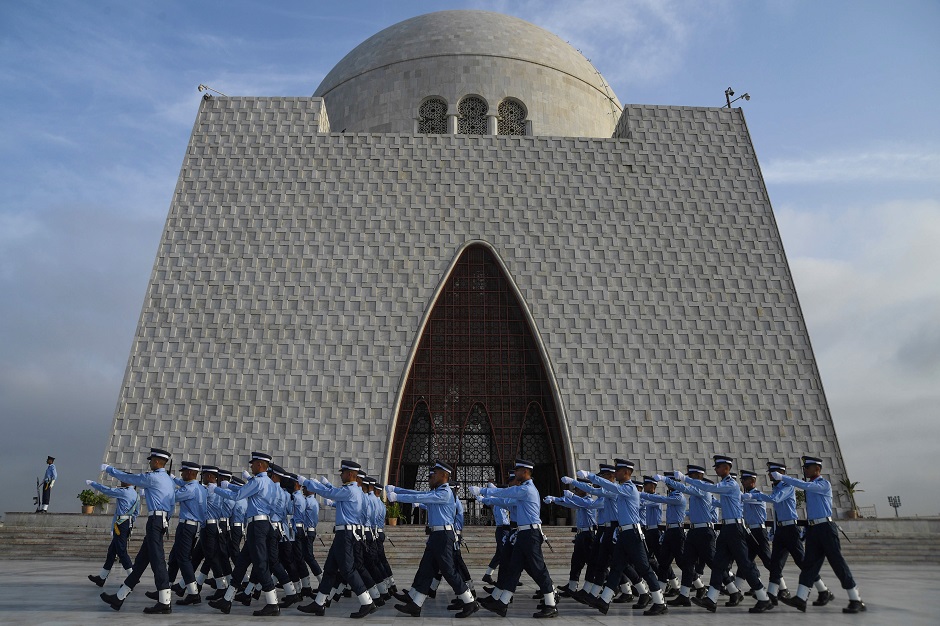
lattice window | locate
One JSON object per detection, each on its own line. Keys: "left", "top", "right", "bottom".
{"left": 498, "top": 99, "right": 527, "bottom": 136}
{"left": 457, "top": 96, "right": 488, "bottom": 135}
{"left": 417, "top": 98, "right": 447, "bottom": 134}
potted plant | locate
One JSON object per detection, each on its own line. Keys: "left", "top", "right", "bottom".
{"left": 386, "top": 501, "right": 402, "bottom": 526}
{"left": 839, "top": 478, "right": 864, "bottom": 518}
{"left": 77, "top": 489, "right": 110, "bottom": 514}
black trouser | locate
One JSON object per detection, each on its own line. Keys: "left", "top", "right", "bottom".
{"left": 605, "top": 526, "right": 661, "bottom": 592}
{"left": 302, "top": 529, "right": 323, "bottom": 577}
{"left": 412, "top": 530, "right": 469, "bottom": 596}
{"left": 710, "top": 523, "right": 763, "bottom": 591}
{"left": 252, "top": 523, "right": 290, "bottom": 589}
{"left": 103, "top": 520, "right": 133, "bottom": 571}
{"left": 644, "top": 527, "right": 665, "bottom": 575}
{"left": 768, "top": 523, "right": 816, "bottom": 585}
{"left": 587, "top": 525, "right": 615, "bottom": 585}
{"left": 124, "top": 514, "right": 170, "bottom": 591}
{"left": 745, "top": 526, "right": 773, "bottom": 570}
{"left": 352, "top": 531, "right": 376, "bottom": 590}
{"left": 679, "top": 526, "right": 716, "bottom": 587}
{"left": 569, "top": 530, "right": 595, "bottom": 583}
{"left": 376, "top": 531, "right": 393, "bottom": 579}
{"left": 246, "top": 520, "right": 276, "bottom": 593}
{"left": 167, "top": 522, "right": 199, "bottom": 586}
{"left": 289, "top": 528, "right": 310, "bottom": 583}
{"left": 499, "top": 528, "right": 554, "bottom": 596}
{"left": 41, "top": 483, "right": 52, "bottom": 507}
{"left": 318, "top": 530, "right": 367, "bottom": 597}
{"left": 657, "top": 527, "right": 685, "bottom": 582}
{"left": 363, "top": 532, "right": 389, "bottom": 584}
{"left": 799, "top": 522, "right": 856, "bottom": 589}
{"left": 493, "top": 532, "right": 516, "bottom": 589}
{"left": 489, "top": 526, "right": 510, "bottom": 569}
{"left": 229, "top": 524, "right": 244, "bottom": 564}
{"left": 192, "top": 522, "right": 230, "bottom": 580}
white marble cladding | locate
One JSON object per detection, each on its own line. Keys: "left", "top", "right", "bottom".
{"left": 104, "top": 96, "right": 850, "bottom": 509}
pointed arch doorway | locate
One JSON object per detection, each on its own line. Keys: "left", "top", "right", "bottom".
{"left": 389, "top": 244, "right": 569, "bottom": 525}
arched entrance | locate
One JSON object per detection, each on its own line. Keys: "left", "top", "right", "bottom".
{"left": 389, "top": 244, "right": 568, "bottom": 524}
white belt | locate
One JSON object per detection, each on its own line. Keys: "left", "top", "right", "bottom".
{"left": 749, "top": 523, "right": 765, "bottom": 530}
{"left": 808, "top": 517, "right": 832, "bottom": 526}
{"left": 691, "top": 522, "right": 713, "bottom": 528}
{"left": 430, "top": 524, "right": 454, "bottom": 532}
{"left": 306, "top": 527, "right": 317, "bottom": 532}
{"left": 181, "top": 519, "right": 199, "bottom": 526}
{"left": 619, "top": 524, "right": 642, "bottom": 532}
{"left": 334, "top": 525, "right": 357, "bottom": 531}
{"left": 723, "top": 518, "right": 745, "bottom": 525}
{"left": 206, "top": 518, "right": 218, "bottom": 525}
{"left": 149, "top": 510, "right": 168, "bottom": 517}
{"left": 232, "top": 522, "right": 243, "bottom": 527}
{"left": 517, "top": 524, "right": 542, "bottom": 531}
{"left": 295, "top": 523, "right": 305, "bottom": 528}
{"left": 248, "top": 515, "right": 270, "bottom": 522}
{"left": 778, "top": 520, "right": 797, "bottom": 526}
{"left": 666, "top": 523, "right": 683, "bottom": 529}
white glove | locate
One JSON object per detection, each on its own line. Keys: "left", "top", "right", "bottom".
{"left": 219, "top": 480, "right": 230, "bottom": 489}
{"left": 469, "top": 485, "right": 482, "bottom": 496}
{"left": 100, "top": 463, "right": 110, "bottom": 472}
{"left": 675, "top": 470, "right": 686, "bottom": 482}
{"left": 543, "top": 496, "right": 554, "bottom": 504}
{"left": 321, "top": 476, "right": 332, "bottom": 486}
{"left": 770, "top": 471, "right": 783, "bottom": 481}
{"left": 206, "top": 483, "right": 216, "bottom": 494}
{"left": 487, "top": 482, "right": 496, "bottom": 489}
{"left": 576, "top": 469, "right": 589, "bottom": 479}
{"left": 325, "top": 499, "right": 334, "bottom": 506}
{"left": 563, "top": 490, "right": 574, "bottom": 499}
{"left": 169, "top": 473, "right": 177, "bottom": 480}
{"left": 85, "top": 479, "right": 93, "bottom": 485}
{"left": 385, "top": 485, "right": 396, "bottom": 496}
{"left": 475, "top": 495, "right": 484, "bottom": 503}
{"left": 296, "top": 475, "right": 307, "bottom": 486}
{"left": 561, "top": 476, "right": 574, "bottom": 485}
{"left": 387, "top": 490, "right": 397, "bottom": 502}
{"left": 242, "top": 470, "right": 252, "bottom": 480}
{"left": 653, "top": 474, "right": 665, "bottom": 482}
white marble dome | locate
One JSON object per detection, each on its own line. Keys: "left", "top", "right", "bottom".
{"left": 314, "top": 10, "right": 622, "bottom": 137}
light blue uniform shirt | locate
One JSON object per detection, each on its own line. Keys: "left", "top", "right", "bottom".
{"left": 303, "top": 480, "right": 363, "bottom": 526}
{"left": 480, "top": 479, "right": 543, "bottom": 526}
{"left": 750, "top": 481, "right": 798, "bottom": 522}
{"left": 174, "top": 479, "right": 207, "bottom": 524}
{"left": 743, "top": 488, "right": 767, "bottom": 526}
{"left": 780, "top": 475, "right": 833, "bottom": 519}
{"left": 664, "top": 477, "right": 714, "bottom": 525}
{"left": 268, "top": 484, "right": 289, "bottom": 523}
{"left": 587, "top": 473, "right": 642, "bottom": 526}
{"left": 685, "top": 475, "right": 744, "bottom": 521}
{"left": 555, "top": 493, "right": 603, "bottom": 528}
{"left": 371, "top": 494, "right": 386, "bottom": 529}
{"left": 304, "top": 494, "right": 320, "bottom": 528}
{"left": 216, "top": 472, "right": 275, "bottom": 518}
{"left": 454, "top": 495, "right": 465, "bottom": 532}
{"left": 641, "top": 497, "right": 662, "bottom": 528}
{"left": 45, "top": 463, "right": 57, "bottom": 484}
{"left": 492, "top": 504, "right": 510, "bottom": 526}
{"left": 291, "top": 489, "right": 306, "bottom": 524}
{"left": 205, "top": 484, "right": 226, "bottom": 520}
{"left": 569, "top": 478, "right": 617, "bottom": 525}
{"left": 90, "top": 482, "right": 139, "bottom": 526}
{"left": 394, "top": 483, "right": 458, "bottom": 527}
{"left": 106, "top": 466, "right": 175, "bottom": 513}
{"left": 641, "top": 491, "right": 687, "bottom": 525}
{"left": 231, "top": 498, "right": 248, "bottom": 524}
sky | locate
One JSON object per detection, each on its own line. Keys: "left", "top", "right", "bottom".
{"left": 1, "top": 0, "right": 938, "bottom": 518}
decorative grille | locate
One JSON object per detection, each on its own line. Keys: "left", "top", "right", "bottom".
{"left": 389, "top": 245, "right": 568, "bottom": 523}
{"left": 497, "top": 99, "right": 527, "bottom": 136}
{"left": 417, "top": 98, "right": 447, "bottom": 134}
{"left": 457, "top": 96, "right": 488, "bottom": 135}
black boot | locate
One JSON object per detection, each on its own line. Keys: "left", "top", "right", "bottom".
{"left": 456, "top": 600, "right": 481, "bottom": 618}
{"left": 843, "top": 600, "right": 867, "bottom": 614}
{"left": 208, "top": 597, "right": 232, "bottom": 614}
{"left": 208, "top": 588, "right": 226, "bottom": 601}
{"left": 349, "top": 603, "right": 377, "bottom": 619}
{"left": 447, "top": 598, "right": 463, "bottom": 611}
{"left": 644, "top": 603, "right": 669, "bottom": 616}
{"left": 667, "top": 594, "right": 691, "bottom": 607}
{"left": 613, "top": 590, "right": 634, "bottom": 603}
{"left": 233, "top": 591, "right": 253, "bottom": 606}
{"left": 725, "top": 591, "right": 744, "bottom": 607}
{"left": 749, "top": 599, "right": 774, "bottom": 613}
{"left": 482, "top": 573, "right": 494, "bottom": 584}
{"left": 691, "top": 595, "right": 718, "bottom": 612}
{"left": 632, "top": 592, "right": 652, "bottom": 609}
{"left": 780, "top": 595, "right": 807, "bottom": 612}
{"left": 171, "top": 582, "right": 186, "bottom": 597}
{"left": 394, "top": 599, "right": 422, "bottom": 616}
{"left": 252, "top": 603, "right": 280, "bottom": 616}
{"left": 393, "top": 590, "right": 411, "bottom": 603}
{"left": 297, "top": 601, "right": 326, "bottom": 615}
{"left": 768, "top": 593, "right": 778, "bottom": 606}
{"left": 100, "top": 592, "right": 124, "bottom": 611}
{"left": 145, "top": 590, "right": 159, "bottom": 600}
{"left": 479, "top": 595, "right": 508, "bottom": 617}
{"left": 142, "top": 602, "right": 172, "bottom": 614}
{"left": 279, "top": 593, "right": 301, "bottom": 608}
{"left": 176, "top": 593, "right": 201, "bottom": 605}
{"left": 813, "top": 589, "right": 836, "bottom": 606}
{"left": 88, "top": 574, "right": 107, "bottom": 587}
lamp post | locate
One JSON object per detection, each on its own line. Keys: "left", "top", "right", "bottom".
{"left": 724, "top": 87, "right": 751, "bottom": 108}
{"left": 887, "top": 495, "right": 901, "bottom": 518}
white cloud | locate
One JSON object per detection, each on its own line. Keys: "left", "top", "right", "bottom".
{"left": 764, "top": 149, "right": 940, "bottom": 184}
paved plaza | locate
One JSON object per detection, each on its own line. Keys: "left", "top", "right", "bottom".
{"left": 0, "top": 559, "right": 935, "bottom": 625}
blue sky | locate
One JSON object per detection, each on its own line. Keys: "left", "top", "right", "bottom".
{"left": 1, "top": 1, "right": 938, "bottom": 517}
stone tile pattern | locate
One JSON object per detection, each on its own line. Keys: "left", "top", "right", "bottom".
{"left": 104, "top": 96, "right": 851, "bottom": 511}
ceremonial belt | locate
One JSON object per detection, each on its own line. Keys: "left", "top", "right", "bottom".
{"left": 576, "top": 526, "right": 593, "bottom": 532}
{"left": 749, "top": 523, "right": 765, "bottom": 530}
{"left": 295, "top": 523, "right": 305, "bottom": 528}
{"left": 430, "top": 524, "right": 454, "bottom": 532}
{"left": 248, "top": 515, "right": 270, "bottom": 522}
{"left": 618, "top": 523, "right": 642, "bottom": 532}
{"left": 723, "top": 518, "right": 745, "bottom": 525}
{"left": 232, "top": 522, "right": 244, "bottom": 528}
{"left": 220, "top": 517, "right": 229, "bottom": 523}
{"left": 206, "top": 518, "right": 218, "bottom": 525}
{"left": 666, "top": 523, "right": 684, "bottom": 529}
{"left": 149, "top": 510, "right": 168, "bottom": 517}
{"left": 517, "top": 524, "right": 542, "bottom": 531}
{"left": 306, "top": 527, "right": 317, "bottom": 532}
{"left": 334, "top": 525, "right": 358, "bottom": 531}
{"left": 808, "top": 516, "right": 832, "bottom": 526}
{"left": 690, "top": 522, "right": 713, "bottom": 528}
{"left": 777, "top": 520, "right": 798, "bottom": 526}
{"left": 180, "top": 519, "right": 199, "bottom": 526}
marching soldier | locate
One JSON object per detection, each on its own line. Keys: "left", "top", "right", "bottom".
{"left": 184, "top": 465, "right": 231, "bottom": 600}
{"left": 662, "top": 464, "right": 719, "bottom": 606}
{"left": 641, "top": 471, "right": 686, "bottom": 594}
{"left": 165, "top": 461, "right": 207, "bottom": 606}
{"left": 482, "top": 483, "right": 511, "bottom": 585}
{"left": 744, "top": 461, "right": 832, "bottom": 605}
{"left": 664, "top": 455, "right": 774, "bottom": 613}
{"left": 38, "top": 456, "right": 56, "bottom": 513}
{"left": 544, "top": 485, "right": 603, "bottom": 596}
{"left": 474, "top": 459, "right": 558, "bottom": 619}
{"left": 85, "top": 477, "right": 139, "bottom": 587}
{"left": 99, "top": 447, "right": 176, "bottom": 614}
{"left": 227, "top": 474, "right": 248, "bottom": 563}
{"left": 296, "top": 460, "right": 378, "bottom": 618}
{"left": 775, "top": 456, "right": 866, "bottom": 614}
{"left": 737, "top": 469, "right": 773, "bottom": 592}
{"left": 299, "top": 480, "right": 323, "bottom": 593}
{"left": 368, "top": 479, "right": 395, "bottom": 599}
{"left": 640, "top": 476, "right": 669, "bottom": 587}
{"left": 388, "top": 461, "right": 479, "bottom": 618}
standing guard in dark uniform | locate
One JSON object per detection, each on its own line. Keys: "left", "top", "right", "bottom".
{"left": 667, "top": 455, "right": 774, "bottom": 613}
{"left": 388, "top": 461, "right": 479, "bottom": 618}
{"left": 745, "top": 461, "right": 831, "bottom": 604}
{"left": 475, "top": 458, "right": 558, "bottom": 619}
{"left": 544, "top": 485, "right": 603, "bottom": 596}
{"left": 296, "top": 460, "right": 377, "bottom": 618}
{"left": 776, "top": 456, "right": 866, "bottom": 614}
{"left": 99, "top": 447, "right": 176, "bottom": 614}
{"left": 85, "top": 478, "right": 139, "bottom": 587}
{"left": 38, "top": 456, "right": 56, "bottom": 512}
